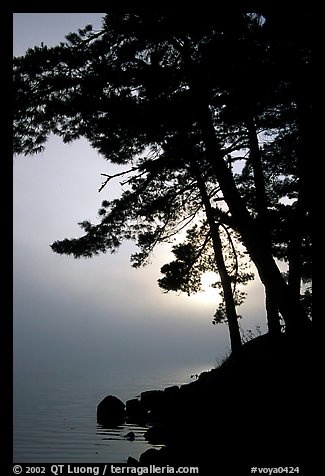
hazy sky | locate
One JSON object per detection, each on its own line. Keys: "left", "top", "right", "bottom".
{"left": 13, "top": 13, "right": 266, "bottom": 385}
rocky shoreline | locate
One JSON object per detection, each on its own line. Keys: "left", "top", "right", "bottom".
{"left": 97, "top": 333, "right": 315, "bottom": 474}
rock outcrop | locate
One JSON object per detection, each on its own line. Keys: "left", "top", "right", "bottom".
{"left": 97, "top": 394, "right": 126, "bottom": 426}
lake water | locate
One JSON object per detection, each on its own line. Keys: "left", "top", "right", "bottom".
{"left": 13, "top": 362, "right": 210, "bottom": 463}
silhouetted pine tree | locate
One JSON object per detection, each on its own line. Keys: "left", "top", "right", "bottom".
{"left": 13, "top": 8, "right": 312, "bottom": 337}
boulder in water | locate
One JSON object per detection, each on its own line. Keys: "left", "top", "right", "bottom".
{"left": 97, "top": 395, "right": 126, "bottom": 425}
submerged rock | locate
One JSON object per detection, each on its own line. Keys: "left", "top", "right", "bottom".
{"left": 125, "top": 431, "right": 135, "bottom": 441}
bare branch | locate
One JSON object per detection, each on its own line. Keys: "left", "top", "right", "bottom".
{"left": 98, "top": 167, "right": 138, "bottom": 192}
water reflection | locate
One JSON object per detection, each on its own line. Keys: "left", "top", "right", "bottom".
{"left": 96, "top": 422, "right": 148, "bottom": 441}
{"left": 95, "top": 422, "right": 161, "bottom": 461}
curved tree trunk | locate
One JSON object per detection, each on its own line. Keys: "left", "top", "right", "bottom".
{"left": 199, "top": 105, "right": 311, "bottom": 335}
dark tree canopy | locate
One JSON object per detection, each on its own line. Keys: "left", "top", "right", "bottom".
{"left": 13, "top": 8, "right": 313, "bottom": 347}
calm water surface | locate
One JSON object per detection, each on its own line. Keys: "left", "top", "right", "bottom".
{"left": 14, "top": 363, "right": 209, "bottom": 463}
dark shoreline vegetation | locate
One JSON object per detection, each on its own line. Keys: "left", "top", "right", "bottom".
{"left": 97, "top": 332, "right": 315, "bottom": 473}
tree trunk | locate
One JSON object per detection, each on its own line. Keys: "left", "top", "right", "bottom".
{"left": 199, "top": 105, "right": 310, "bottom": 334}
{"left": 212, "top": 225, "right": 243, "bottom": 354}
{"left": 287, "top": 85, "right": 312, "bottom": 307}
{"left": 194, "top": 169, "right": 242, "bottom": 354}
{"left": 265, "top": 288, "right": 282, "bottom": 335}
{"left": 287, "top": 211, "right": 303, "bottom": 303}
{"left": 246, "top": 115, "right": 281, "bottom": 336}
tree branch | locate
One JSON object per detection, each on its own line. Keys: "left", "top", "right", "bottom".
{"left": 98, "top": 167, "right": 138, "bottom": 192}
